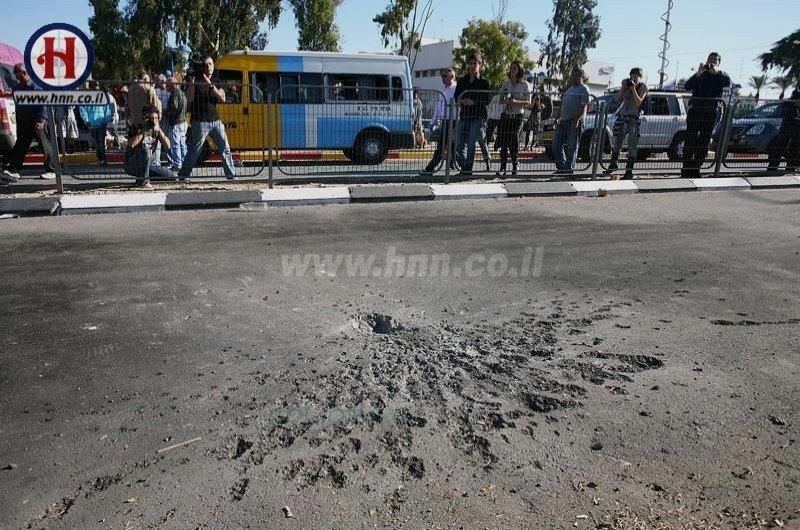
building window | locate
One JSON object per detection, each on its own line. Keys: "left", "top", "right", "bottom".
{"left": 415, "top": 71, "right": 420, "bottom": 78}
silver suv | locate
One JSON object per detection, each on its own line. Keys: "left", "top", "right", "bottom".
{"left": 538, "top": 90, "right": 692, "bottom": 162}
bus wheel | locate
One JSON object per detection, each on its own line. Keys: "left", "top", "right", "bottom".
{"left": 356, "top": 132, "right": 388, "bottom": 165}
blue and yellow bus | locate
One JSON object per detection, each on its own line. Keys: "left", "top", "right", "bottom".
{"left": 215, "top": 50, "right": 415, "bottom": 164}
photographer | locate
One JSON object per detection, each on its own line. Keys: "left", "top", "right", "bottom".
{"left": 177, "top": 55, "right": 236, "bottom": 179}
{"left": 681, "top": 52, "right": 731, "bottom": 177}
{"left": 124, "top": 105, "right": 174, "bottom": 189}
{"left": 605, "top": 67, "right": 648, "bottom": 180}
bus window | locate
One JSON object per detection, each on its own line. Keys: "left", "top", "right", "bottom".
{"left": 328, "top": 74, "right": 359, "bottom": 101}
{"left": 216, "top": 70, "right": 243, "bottom": 104}
{"left": 299, "top": 73, "right": 323, "bottom": 103}
{"left": 391, "top": 76, "right": 403, "bottom": 101}
{"left": 249, "top": 72, "right": 279, "bottom": 103}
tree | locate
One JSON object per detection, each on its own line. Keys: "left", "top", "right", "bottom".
{"left": 492, "top": 0, "right": 511, "bottom": 23}
{"left": 771, "top": 74, "right": 794, "bottom": 100}
{"left": 759, "top": 29, "right": 800, "bottom": 83}
{"left": 453, "top": 18, "right": 529, "bottom": 89}
{"left": 748, "top": 74, "right": 769, "bottom": 103}
{"left": 373, "top": 0, "right": 434, "bottom": 70}
{"left": 172, "top": 0, "right": 282, "bottom": 58}
{"left": 288, "top": 0, "right": 342, "bottom": 52}
{"left": 88, "top": 0, "right": 283, "bottom": 80}
{"left": 88, "top": 0, "right": 131, "bottom": 80}
{"left": 536, "top": 0, "right": 601, "bottom": 90}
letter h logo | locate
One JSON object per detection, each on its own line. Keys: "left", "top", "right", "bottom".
{"left": 37, "top": 36, "right": 76, "bottom": 80}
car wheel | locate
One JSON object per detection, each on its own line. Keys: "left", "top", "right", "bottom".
{"left": 355, "top": 131, "right": 388, "bottom": 165}
{"left": 667, "top": 132, "right": 686, "bottom": 162}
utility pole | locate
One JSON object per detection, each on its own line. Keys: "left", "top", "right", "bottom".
{"left": 658, "top": 0, "right": 674, "bottom": 89}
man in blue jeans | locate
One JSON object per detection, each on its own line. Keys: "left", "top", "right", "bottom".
{"left": 453, "top": 54, "right": 491, "bottom": 176}
{"left": 178, "top": 56, "right": 236, "bottom": 180}
{"left": 553, "top": 68, "right": 590, "bottom": 175}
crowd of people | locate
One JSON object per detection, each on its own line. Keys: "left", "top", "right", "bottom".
{"left": 0, "top": 56, "right": 235, "bottom": 188}
{"left": 2, "top": 50, "right": 799, "bottom": 186}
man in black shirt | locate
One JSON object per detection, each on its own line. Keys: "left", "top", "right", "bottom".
{"left": 453, "top": 54, "right": 491, "bottom": 175}
{"left": 178, "top": 56, "right": 236, "bottom": 179}
{"left": 767, "top": 88, "right": 800, "bottom": 172}
{"left": 681, "top": 52, "right": 731, "bottom": 177}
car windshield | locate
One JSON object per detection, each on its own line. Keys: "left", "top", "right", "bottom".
{"left": 744, "top": 103, "right": 781, "bottom": 119}
{"left": 588, "top": 94, "right": 621, "bottom": 115}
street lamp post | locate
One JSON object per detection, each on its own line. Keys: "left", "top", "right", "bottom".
{"left": 169, "top": 44, "right": 192, "bottom": 77}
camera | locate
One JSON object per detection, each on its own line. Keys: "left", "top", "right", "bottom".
{"left": 144, "top": 116, "right": 156, "bottom": 129}
{"left": 704, "top": 64, "right": 712, "bottom": 70}
{"left": 624, "top": 78, "right": 635, "bottom": 87}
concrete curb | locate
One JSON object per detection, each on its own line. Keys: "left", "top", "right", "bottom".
{"left": 2, "top": 176, "right": 799, "bottom": 216}
{"left": 350, "top": 184, "right": 433, "bottom": 202}
{"left": 691, "top": 177, "right": 751, "bottom": 191}
{"left": 430, "top": 183, "right": 508, "bottom": 200}
{"left": 59, "top": 193, "right": 168, "bottom": 215}
{"left": 571, "top": 180, "right": 638, "bottom": 196}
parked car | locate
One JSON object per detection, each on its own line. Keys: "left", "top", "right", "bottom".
{"left": 0, "top": 42, "right": 23, "bottom": 156}
{"left": 535, "top": 90, "right": 693, "bottom": 162}
{"left": 721, "top": 101, "right": 784, "bottom": 154}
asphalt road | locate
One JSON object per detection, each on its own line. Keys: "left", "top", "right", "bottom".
{"left": 1, "top": 191, "right": 798, "bottom": 529}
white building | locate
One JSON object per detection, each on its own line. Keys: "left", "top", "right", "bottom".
{"left": 407, "top": 38, "right": 615, "bottom": 96}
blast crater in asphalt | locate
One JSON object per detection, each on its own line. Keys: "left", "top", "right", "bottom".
{"left": 218, "top": 306, "right": 665, "bottom": 492}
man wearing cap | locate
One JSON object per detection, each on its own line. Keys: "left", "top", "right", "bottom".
{"left": 453, "top": 53, "right": 491, "bottom": 176}
{"left": 1, "top": 63, "right": 55, "bottom": 183}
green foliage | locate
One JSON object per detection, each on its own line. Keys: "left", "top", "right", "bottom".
{"left": 373, "top": 0, "right": 434, "bottom": 63}
{"left": 536, "top": 0, "right": 601, "bottom": 90}
{"left": 288, "top": 0, "right": 342, "bottom": 52}
{"left": 88, "top": 0, "right": 131, "bottom": 80}
{"left": 88, "top": 0, "right": 282, "bottom": 81}
{"left": 759, "top": 29, "right": 800, "bottom": 83}
{"left": 453, "top": 18, "right": 529, "bottom": 89}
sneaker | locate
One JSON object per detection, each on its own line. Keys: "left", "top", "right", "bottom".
{"left": 457, "top": 171, "right": 473, "bottom": 176}
{"left": 40, "top": 172, "right": 56, "bottom": 180}
{"left": 418, "top": 170, "right": 433, "bottom": 177}
{"left": 1, "top": 169, "right": 20, "bottom": 183}
{"left": 226, "top": 176, "right": 238, "bottom": 181}
{"left": 136, "top": 181, "right": 154, "bottom": 190}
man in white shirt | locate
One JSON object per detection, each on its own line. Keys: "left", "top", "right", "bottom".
{"left": 420, "top": 68, "right": 458, "bottom": 175}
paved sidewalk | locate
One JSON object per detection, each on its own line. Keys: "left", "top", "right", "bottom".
{"left": 2, "top": 173, "right": 800, "bottom": 216}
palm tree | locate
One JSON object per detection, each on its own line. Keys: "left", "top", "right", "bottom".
{"left": 771, "top": 75, "right": 794, "bottom": 99}
{"left": 748, "top": 74, "right": 769, "bottom": 103}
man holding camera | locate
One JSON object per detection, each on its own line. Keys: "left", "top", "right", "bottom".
{"left": 124, "top": 105, "right": 174, "bottom": 189}
{"left": 681, "top": 52, "right": 731, "bottom": 177}
{"left": 605, "top": 68, "right": 648, "bottom": 180}
{"left": 178, "top": 56, "right": 236, "bottom": 180}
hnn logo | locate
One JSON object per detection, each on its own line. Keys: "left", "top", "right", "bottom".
{"left": 24, "top": 23, "right": 94, "bottom": 90}
{"left": 38, "top": 36, "right": 77, "bottom": 80}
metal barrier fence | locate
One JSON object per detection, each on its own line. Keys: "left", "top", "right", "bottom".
{"left": 19, "top": 79, "right": 800, "bottom": 185}
{"left": 720, "top": 97, "right": 800, "bottom": 171}
{"left": 269, "top": 86, "right": 445, "bottom": 178}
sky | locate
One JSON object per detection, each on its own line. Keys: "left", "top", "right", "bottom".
{"left": 3, "top": 0, "right": 797, "bottom": 97}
